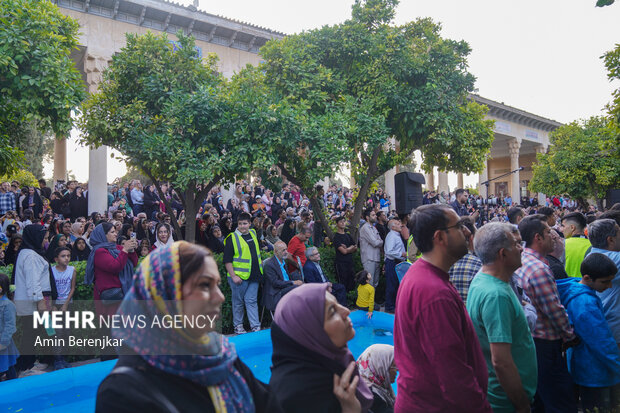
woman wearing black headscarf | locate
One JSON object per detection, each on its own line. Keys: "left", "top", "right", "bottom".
{"left": 4, "top": 234, "right": 22, "bottom": 266}
{"left": 135, "top": 218, "right": 148, "bottom": 242}
{"left": 68, "top": 186, "right": 88, "bottom": 222}
{"left": 71, "top": 237, "right": 91, "bottom": 262}
{"left": 21, "top": 187, "right": 43, "bottom": 220}
{"left": 12, "top": 225, "right": 53, "bottom": 373}
{"left": 207, "top": 225, "right": 225, "bottom": 254}
{"left": 280, "top": 219, "right": 296, "bottom": 246}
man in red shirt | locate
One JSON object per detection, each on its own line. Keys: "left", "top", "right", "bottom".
{"left": 394, "top": 204, "right": 492, "bottom": 412}
{"left": 287, "top": 222, "right": 311, "bottom": 274}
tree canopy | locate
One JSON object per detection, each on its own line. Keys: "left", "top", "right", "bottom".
{"left": 238, "top": 0, "right": 494, "bottom": 238}
{"left": 0, "top": 0, "right": 85, "bottom": 175}
{"left": 79, "top": 31, "right": 259, "bottom": 242}
{"left": 529, "top": 116, "right": 620, "bottom": 209}
{"left": 603, "top": 43, "right": 620, "bottom": 123}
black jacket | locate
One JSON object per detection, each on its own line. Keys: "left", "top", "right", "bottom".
{"left": 21, "top": 192, "right": 43, "bottom": 219}
{"left": 97, "top": 355, "right": 282, "bottom": 413}
{"left": 269, "top": 322, "right": 344, "bottom": 413}
{"left": 68, "top": 193, "right": 88, "bottom": 221}
{"left": 262, "top": 257, "right": 300, "bottom": 312}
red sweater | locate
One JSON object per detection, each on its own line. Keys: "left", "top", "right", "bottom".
{"left": 394, "top": 258, "right": 491, "bottom": 413}
{"left": 93, "top": 246, "right": 138, "bottom": 300}
{"left": 287, "top": 236, "right": 306, "bottom": 273}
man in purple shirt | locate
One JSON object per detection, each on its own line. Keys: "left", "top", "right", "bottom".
{"left": 394, "top": 204, "right": 492, "bottom": 412}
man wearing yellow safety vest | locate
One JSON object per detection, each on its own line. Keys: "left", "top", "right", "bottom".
{"left": 561, "top": 212, "right": 592, "bottom": 278}
{"left": 224, "top": 212, "right": 263, "bottom": 334}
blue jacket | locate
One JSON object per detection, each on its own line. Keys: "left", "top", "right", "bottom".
{"left": 557, "top": 278, "right": 620, "bottom": 387}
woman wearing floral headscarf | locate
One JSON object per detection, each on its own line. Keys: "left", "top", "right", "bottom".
{"left": 97, "top": 241, "right": 282, "bottom": 412}
{"left": 356, "top": 344, "right": 397, "bottom": 413}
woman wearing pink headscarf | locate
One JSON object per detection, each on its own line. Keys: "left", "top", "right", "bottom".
{"left": 269, "top": 283, "right": 374, "bottom": 413}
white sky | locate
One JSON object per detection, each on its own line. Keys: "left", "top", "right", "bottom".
{"left": 44, "top": 0, "right": 620, "bottom": 190}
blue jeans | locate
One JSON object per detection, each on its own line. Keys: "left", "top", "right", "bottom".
{"left": 384, "top": 258, "right": 400, "bottom": 313}
{"left": 228, "top": 278, "right": 260, "bottom": 329}
{"left": 532, "top": 338, "right": 577, "bottom": 413}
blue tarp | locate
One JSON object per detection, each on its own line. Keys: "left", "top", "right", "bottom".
{"left": 0, "top": 311, "right": 394, "bottom": 412}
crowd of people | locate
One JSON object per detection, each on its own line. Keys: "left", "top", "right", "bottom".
{"left": 0, "top": 173, "right": 619, "bottom": 412}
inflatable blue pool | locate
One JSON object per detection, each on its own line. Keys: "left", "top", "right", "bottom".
{"left": 0, "top": 311, "right": 394, "bottom": 412}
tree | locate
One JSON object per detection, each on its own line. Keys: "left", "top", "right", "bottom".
{"left": 0, "top": 0, "right": 85, "bottom": 175}
{"left": 603, "top": 43, "right": 620, "bottom": 123}
{"left": 0, "top": 169, "right": 39, "bottom": 188}
{"left": 79, "top": 31, "right": 258, "bottom": 242}
{"left": 9, "top": 120, "right": 55, "bottom": 178}
{"left": 529, "top": 117, "right": 620, "bottom": 209}
{"left": 241, "top": 0, "right": 494, "bottom": 240}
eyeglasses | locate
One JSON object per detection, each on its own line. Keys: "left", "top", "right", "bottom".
{"left": 439, "top": 221, "right": 465, "bottom": 232}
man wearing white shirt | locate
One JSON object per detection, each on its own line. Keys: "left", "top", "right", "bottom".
{"left": 384, "top": 219, "right": 406, "bottom": 313}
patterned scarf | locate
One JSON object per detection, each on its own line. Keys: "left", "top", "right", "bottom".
{"left": 113, "top": 241, "right": 254, "bottom": 413}
{"left": 356, "top": 344, "right": 396, "bottom": 407}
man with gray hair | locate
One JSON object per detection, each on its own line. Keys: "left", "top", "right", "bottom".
{"left": 467, "top": 223, "right": 537, "bottom": 413}
{"left": 384, "top": 218, "right": 406, "bottom": 313}
{"left": 302, "top": 246, "right": 347, "bottom": 306}
{"left": 587, "top": 218, "right": 620, "bottom": 346}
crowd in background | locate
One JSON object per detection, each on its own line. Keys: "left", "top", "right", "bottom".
{"left": 1, "top": 173, "right": 620, "bottom": 412}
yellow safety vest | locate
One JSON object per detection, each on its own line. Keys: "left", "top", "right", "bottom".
{"left": 564, "top": 236, "right": 591, "bottom": 278}
{"left": 407, "top": 235, "right": 420, "bottom": 263}
{"left": 225, "top": 229, "right": 263, "bottom": 280}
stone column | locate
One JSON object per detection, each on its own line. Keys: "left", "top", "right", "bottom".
{"left": 438, "top": 171, "right": 449, "bottom": 194}
{"left": 508, "top": 139, "right": 521, "bottom": 201}
{"left": 535, "top": 145, "right": 547, "bottom": 205}
{"left": 457, "top": 173, "right": 464, "bottom": 189}
{"left": 425, "top": 171, "right": 435, "bottom": 191}
{"left": 53, "top": 136, "right": 67, "bottom": 184}
{"left": 85, "top": 54, "right": 111, "bottom": 215}
{"left": 478, "top": 161, "right": 489, "bottom": 198}
{"left": 384, "top": 167, "right": 397, "bottom": 206}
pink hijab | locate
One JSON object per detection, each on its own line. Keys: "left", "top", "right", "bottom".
{"left": 274, "top": 283, "right": 374, "bottom": 411}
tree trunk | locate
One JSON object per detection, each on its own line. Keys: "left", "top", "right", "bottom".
{"left": 184, "top": 179, "right": 219, "bottom": 244}
{"left": 349, "top": 147, "right": 381, "bottom": 242}
{"left": 310, "top": 196, "right": 334, "bottom": 240}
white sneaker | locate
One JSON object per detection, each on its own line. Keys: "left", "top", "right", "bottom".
{"left": 251, "top": 327, "right": 261, "bottom": 333}
{"left": 234, "top": 326, "right": 247, "bottom": 335}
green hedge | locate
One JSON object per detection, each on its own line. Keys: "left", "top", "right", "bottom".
{"left": 3, "top": 245, "right": 382, "bottom": 336}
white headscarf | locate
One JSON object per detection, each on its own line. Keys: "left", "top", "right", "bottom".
{"left": 154, "top": 223, "right": 174, "bottom": 249}
{"left": 356, "top": 344, "right": 396, "bottom": 407}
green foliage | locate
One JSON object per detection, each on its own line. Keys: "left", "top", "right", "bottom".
{"left": 603, "top": 43, "right": 620, "bottom": 123}
{"left": 529, "top": 117, "right": 620, "bottom": 208}
{"left": 79, "top": 31, "right": 262, "bottom": 241}
{"left": 0, "top": 0, "right": 85, "bottom": 175}
{"left": 239, "top": 0, "right": 494, "bottom": 239}
{"left": 0, "top": 168, "right": 39, "bottom": 187}
{"left": 8, "top": 120, "right": 55, "bottom": 178}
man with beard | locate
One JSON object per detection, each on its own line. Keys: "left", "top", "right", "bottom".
{"left": 516, "top": 214, "right": 579, "bottom": 412}
{"left": 394, "top": 204, "right": 492, "bottom": 412}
